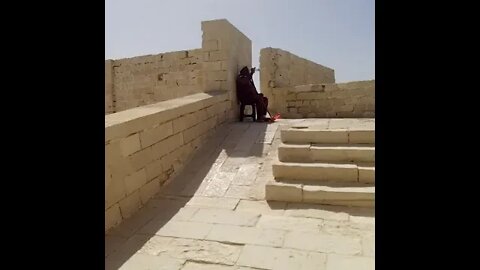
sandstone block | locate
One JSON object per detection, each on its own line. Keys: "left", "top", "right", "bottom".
{"left": 154, "top": 220, "right": 213, "bottom": 240}
{"left": 105, "top": 204, "right": 122, "bottom": 232}
{"left": 124, "top": 168, "right": 147, "bottom": 195}
{"left": 326, "top": 254, "right": 374, "bottom": 270}
{"left": 284, "top": 231, "right": 362, "bottom": 255}
{"left": 206, "top": 224, "right": 286, "bottom": 247}
{"left": 190, "top": 208, "right": 260, "bottom": 226}
{"left": 265, "top": 181, "right": 302, "bottom": 202}
{"left": 119, "top": 133, "right": 141, "bottom": 157}
{"left": 119, "top": 191, "right": 142, "bottom": 219}
{"left": 139, "top": 121, "right": 173, "bottom": 148}
{"left": 139, "top": 177, "right": 160, "bottom": 204}
{"left": 186, "top": 196, "right": 239, "bottom": 210}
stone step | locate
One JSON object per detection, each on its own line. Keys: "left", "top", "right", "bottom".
{"left": 358, "top": 164, "right": 375, "bottom": 184}
{"left": 265, "top": 181, "right": 375, "bottom": 207}
{"left": 278, "top": 143, "right": 375, "bottom": 163}
{"left": 281, "top": 128, "right": 374, "bottom": 144}
{"left": 273, "top": 161, "right": 375, "bottom": 183}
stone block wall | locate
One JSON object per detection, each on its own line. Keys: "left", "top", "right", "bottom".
{"left": 105, "top": 19, "right": 252, "bottom": 231}
{"left": 105, "top": 60, "right": 114, "bottom": 114}
{"left": 275, "top": 80, "right": 375, "bottom": 118}
{"left": 202, "top": 19, "right": 252, "bottom": 121}
{"left": 105, "top": 91, "right": 230, "bottom": 232}
{"left": 260, "top": 47, "right": 374, "bottom": 118}
{"left": 260, "top": 48, "right": 335, "bottom": 112}
{"left": 105, "top": 19, "right": 252, "bottom": 116}
{"left": 109, "top": 49, "right": 204, "bottom": 113}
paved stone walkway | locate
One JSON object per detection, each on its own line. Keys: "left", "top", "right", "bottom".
{"left": 106, "top": 118, "right": 375, "bottom": 270}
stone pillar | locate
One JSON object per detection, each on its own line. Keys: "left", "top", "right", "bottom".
{"left": 201, "top": 19, "right": 252, "bottom": 121}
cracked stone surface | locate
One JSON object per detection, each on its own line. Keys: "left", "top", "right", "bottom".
{"left": 106, "top": 119, "right": 375, "bottom": 270}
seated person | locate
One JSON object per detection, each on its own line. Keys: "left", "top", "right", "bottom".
{"left": 236, "top": 66, "right": 269, "bottom": 121}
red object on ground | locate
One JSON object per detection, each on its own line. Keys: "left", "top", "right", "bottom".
{"left": 265, "top": 112, "right": 281, "bottom": 122}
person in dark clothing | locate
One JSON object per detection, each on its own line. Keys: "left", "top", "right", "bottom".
{"left": 236, "top": 66, "right": 269, "bottom": 121}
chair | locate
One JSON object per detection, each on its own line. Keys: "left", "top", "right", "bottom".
{"left": 239, "top": 102, "right": 256, "bottom": 122}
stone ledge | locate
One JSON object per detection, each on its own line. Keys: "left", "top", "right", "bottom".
{"left": 286, "top": 80, "right": 375, "bottom": 94}
{"left": 106, "top": 91, "right": 228, "bottom": 142}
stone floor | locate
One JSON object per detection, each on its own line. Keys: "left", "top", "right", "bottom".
{"left": 105, "top": 118, "right": 375, "bottom": 270}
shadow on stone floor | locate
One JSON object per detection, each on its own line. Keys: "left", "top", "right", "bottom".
{"left": 106, "top": 119, "right": 374, "bottom": 269}
{"left": 105, "top": 120, "right": 273, "bottom": 269}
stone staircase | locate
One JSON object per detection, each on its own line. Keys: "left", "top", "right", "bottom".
{"left": 265, "top": 127, "right": 375, "bottom": 207}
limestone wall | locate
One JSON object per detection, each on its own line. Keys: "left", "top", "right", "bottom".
{"left": 105, "top": 60, "right": 114, "bottom": 114}
{"left": 105, "top": 91, "right": 230, "bottom": 232}
{"left": 275, "top": 80, "right": 375, "bottom": 118}
{"left": 260, "top": 48, "right": 335, "bottom": 112}
{"left": 105, "top": 19, "right": 252, "bottom": 231}
{"left": 110, "top": 49, "right": 204, "bottom": 112}
{"left": 106, "top": 19, "right": 252, "bottom": 116}
{"left": 259, "top": 48, "right": 374, "bottom": 118}
{"left": 202, "top": 19, "right": 252, "bottom": 120}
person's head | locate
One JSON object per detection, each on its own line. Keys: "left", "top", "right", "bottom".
{"left": 240, "top": 66, "right": 250, "bottom": 76}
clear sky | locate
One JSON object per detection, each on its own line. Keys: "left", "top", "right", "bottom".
{"left": 106, "top": 0, "right": 374, "bottom": 85}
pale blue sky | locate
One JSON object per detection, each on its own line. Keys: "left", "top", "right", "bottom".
{"left": 106, "top": 0, "right": 374, "bottom": 84}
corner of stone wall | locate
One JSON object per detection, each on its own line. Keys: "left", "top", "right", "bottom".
{"left": 201, "top": 19, "right": 252, "bottom": 122}
{"left": 259, "top": 48, "right": 338, "bottom": 116}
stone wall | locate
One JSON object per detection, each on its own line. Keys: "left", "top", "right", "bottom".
{"left": 202, "top": 19, "right": 252, "bottom": 120}
{"left": 260, "top": 48, "right": 335, "bottom": 112}
{"left": 259, "top": 47, "right": 374, "bottom": 118}
{"left": 105, "top": 19, "right": 252, "bottom": 231}
{"left": 274, "top": 80, "right": 375, "bottom": 118}
{"left": 105, "top": 60, "right": 114, "bottom": 114}
{"left": 109, "top": 49, "right": 204, "bottom": 113}
{"left": 106, "top": 19, "right": 252, "bottom": 116}
{"left": 105, "top": 91, "right": 230, "bottom": 232}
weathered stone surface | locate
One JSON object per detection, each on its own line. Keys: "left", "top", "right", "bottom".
{"left": 233, "top": 164, "right": 260, "bottom": 186}
{"left": 358, "top": 165, "right": 375, "bottom": 183}
{"left": 182, "top": 262, "right": 237, "bottom": 270}
{"left": 256, "top": 215, "right": 324, "bottom": 232}
{"left": 265, "top": 181, "right": 302, "bottom": 202}
{"left": 273, "top": 162, "right": 358, "bottom": 182}
{"left": 106, "top": 204, "right": 123, "bottom": 232}
{"left": 111, "top": 253, "right": 185, "bottom": 270}
{"left": 309, "top": 145, "right": 375, "bottom": 163}
{"left": 164, "top": 237, "right": 243, "bottom": 265}
{"left": 281, "top": 129, "right": 349, "bottom": 144}
{"left": 283, "top": 231, "right": 362, "bottom": 255}
{"left": 202, "top": 172, "right": 236, "bottom": 196}
{"left": 138, "top": 207, "right": 203, "bottom": 235}
{"left": 302, "top": 185, "right": 375, "bottom": 202}
{"left": 235, "top": 200, "right": 286, "bottom": 216}
{"left": 321, "top": 219, "right": 374, "bottom": 238}
{"left": 186, "top": 196, "right": 239, "bottom": 210}
{"left": 284, "top": 203, "right": 350, "bottom": 221}
{"left": 206, "top": 224, "right": 286, "bottom": 247}
{"left": 225, "top": 185, "right": 252, "bottom": 199}
{"left": 260, "top": 49, "right": 374, "bottom": 117}
{"left": 326, "top": 254, "right": 375, "bottom": 270}
{"left": 348, "top": 130, "right": 375, "bottom": 144}
{"left": 106, "top": 117, "right": 375, "bottom": 269}
{"left": 362, "top": 234, "right": 375, "bottom": 257}
{"left": 105, "top": 234, "right": 127, "bottom": 257}
{"left": 190, "top": 208, "right": 261, "bottom": 226}
{"left": 236, "top": 245, "right": 284, "bottom": 269}
{"left": 152, "top": 220, "right": 213, "bottom": 239}
{"left": 237, "top": 245, "right": 327, "bottom": 270}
